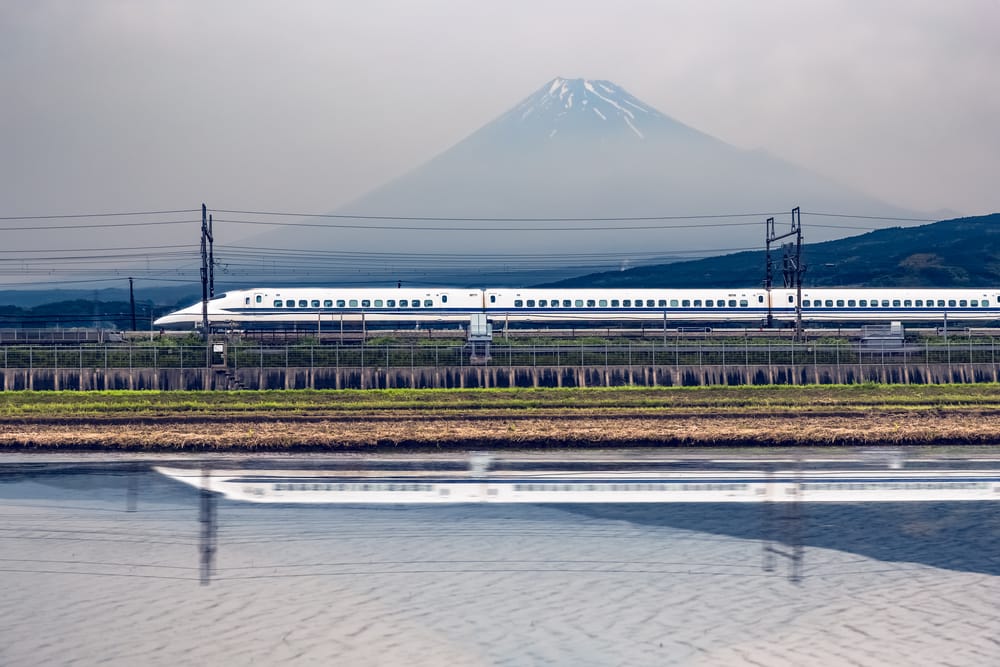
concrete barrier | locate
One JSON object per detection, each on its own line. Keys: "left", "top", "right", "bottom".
{"left": 3, "top": 363, "right": 1000, "bottom": 390}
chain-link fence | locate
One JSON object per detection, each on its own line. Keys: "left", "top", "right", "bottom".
{"left": 2, "top": 340, "right": 999, "bottom": 370}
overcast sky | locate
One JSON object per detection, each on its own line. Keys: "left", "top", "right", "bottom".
{"left": 2, "top": 0, "right": 999, "bottom": 228}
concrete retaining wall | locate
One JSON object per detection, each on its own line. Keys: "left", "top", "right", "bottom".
{"left": 3, "top": 363, "right": 999, "bottom": 391}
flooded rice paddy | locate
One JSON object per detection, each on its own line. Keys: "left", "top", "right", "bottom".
{"left": 1, "top": 451, "right": 999, "bottom": 666}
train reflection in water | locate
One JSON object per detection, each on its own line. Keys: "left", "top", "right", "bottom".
{"left": 157, "top": 465, "right": 1000, "bottom": 505}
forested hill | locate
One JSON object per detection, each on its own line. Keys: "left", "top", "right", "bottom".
{"left": 542, "top": 213, "right": 1000, "bottom": 288}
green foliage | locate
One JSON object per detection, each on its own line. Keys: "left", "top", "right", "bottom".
{"left": 4, "top": 384, "right": 1000, "bottom": 418}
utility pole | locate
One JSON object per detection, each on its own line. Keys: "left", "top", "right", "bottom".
{"left": 765, "top": 207, "right": 805, "bottom": 339}
{"left": 128, "top": 277, "right": 136, "bottom": 331}
{"left": 764, "top": 217, "right": 776, "bottom": 327}
{"left": 201, "top": 204, "right": 213, "bottom": 368}
{"left": 208, "top": 213, "right": 215, "bottom": 298}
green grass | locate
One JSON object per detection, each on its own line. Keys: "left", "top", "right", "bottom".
{"left": 3, "top": 384, "right": 1000, "bottom": 418}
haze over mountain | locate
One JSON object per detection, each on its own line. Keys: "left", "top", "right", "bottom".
{"left": 544, "top": 213, "right": 1000, "bottom": 290}
{"left": 245, "top": 76, "right": 923, "bottom": 286}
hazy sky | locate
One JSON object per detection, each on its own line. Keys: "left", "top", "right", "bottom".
{"left": 3, "top": 0, "right": 999, "bottom": 229}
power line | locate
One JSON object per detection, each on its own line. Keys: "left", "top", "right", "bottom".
{"left": 212, "top": 208, "right": 938, "bottom": 223}
{"left": 212, "top": 217, "right": 876, "bottom": 232}
{"left": 0, "top": 219, "right": 198, "bottom": 232}
{"left": 0, "top": 209, "right": 199, "bottom": 221}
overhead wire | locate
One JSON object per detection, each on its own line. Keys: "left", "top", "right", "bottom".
{"left": 0, "top": 205, "right": 940, "bottom": 290}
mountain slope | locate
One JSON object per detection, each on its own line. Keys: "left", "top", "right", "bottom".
{"left": 244, "top": 76, "right": 922, "bottom": 285}
{"left": 541, "top": 213, "right": 1000, "bottom": 288}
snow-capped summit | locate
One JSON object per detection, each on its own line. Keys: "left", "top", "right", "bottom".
{"left": 493, "top": 76, "right": 704, "bottom": 142}
{"left": 247, "top": 76, "right": 921, "bottom": 285}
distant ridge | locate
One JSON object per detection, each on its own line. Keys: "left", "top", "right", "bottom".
{"left": 539, "top": 213, "right": 1000, "bottom": 288}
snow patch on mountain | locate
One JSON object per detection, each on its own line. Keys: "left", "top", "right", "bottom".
{"left": 502, "top": 76, "right": 675, "bottom": 141}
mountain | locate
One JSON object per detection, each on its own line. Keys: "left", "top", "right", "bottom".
{"left": 540, "top": 213, "right": 1000, "bottom": 288}
{"left": 242, "top": 76, "right": 922, "bottom": 286}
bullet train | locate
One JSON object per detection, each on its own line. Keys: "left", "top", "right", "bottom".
{"left": 157, "top": 465, "right": 1000, "bottom": 504}
{"left": 153, "top": 286, "right": 1000, "bottom": 328}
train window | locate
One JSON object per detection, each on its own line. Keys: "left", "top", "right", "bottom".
{"left": 803, "top": 300, "right": 810, "bottom": 307}
{"left": 255, "top": 295, "right": 262, "bottom": 304}
{"left": 723, "top": 300, "right": 732, "bottom": 307}
{"left": 903, "top": 300, "right": 911, "bottom": 307}
{"left": 514, "top": 300, "right": 523, "bottom": 307}
{"left": 705, "top": 300, "right": 713, "bottom": 307}
{"left": 399, "top": 299, "right": 409, "bottom": 307}
{"left": 490, "top": 295, "right": 496, "bottom": 303}
{"left": 682, "top": 299, "right": 690, "bottom": 307}
{"left": 669, "top": 299, "right": 678, "bottom": 307}
{"left": 656, "top": 299, "right": 666, "bottom": 307}
{"left": 847, "top": 300, "right": 856, "bottom": 307}
{"left": 971, "top": 300, "right": 979, "bottom": 307}
{"left": 575, "top": 299, "right": 584, "bottom": 307}
{"left": 324, "top": 300, "right": 333, "bottom": 307}
{"left": 374, "top": 299, "right": 383, "bottom": 307}
{"left": 859, "top": 300, "right": 867, "bottom": 307}
{"left": 937, "top": 300, "right": 945, "bottom": 307}
{"left": 312, "top": 300, "right": 321, "bottom": 308}
{"left": 273, "top": 300, "right": 283, "bottom": 308}
{"left": 915, "top": 300, "right": 923, "bottom": 307}
{"left": 526, "top": 299, "right": 535, "bottom": 307}
{"left": 424, "top": 299, "right": 432, "bottom": 307}
{"left": 611, "top": 300, "right": 620, "bottom": 307}
{"left": 442, "top": 295, "right": 448, "bottom": 303}
{"left": 891, "top": 299, "right": 900, "bottom": 307}
{"left": 538, "top": 299, "right": 547, "bottom": 307}
{"left": 694, "top": 300, "right": 702, "bottom": 307}
{"left": 635, "top": 301, "right": 644, "bottom": 308}
{"left": 881, "top": 300, "right": 890, "bottom": 307}
{"left": 337, "top": 299, "right": 346, "bottom": 307}
{"left": 298, "top": 300, "right": 308, "bottom": 308}
{"left": 959, "top": 300, "right": 967, "bottom": 307}
{"left": 645, "top": 300, "right": 653, "bottom": 307}
{"left": 349, "top": 299, "right": 358, "bottom": 307}
{"left": 836, "top": 300, "right": 844, "bottom": 307}
{"left": 621, "top": 299, "right": 629, "bottom": 307}
{"left": 740, "top": 299, "right": 748, "bottom": 307}
{"left": 586, "top": 299, "right": 595, "bottom": 307}
{"left": 563, "top": 300, "right": 572, "bottom": 307}
{"left": 599, "top": 299, "right": 607, "bottom": 307}
{"left": 359, "top": 299, "right": 369, "bottom": 307}
{"left": 948, "top": 299, "right": 956, "bottom": 307}
{"left": 411, "top": 301, "right": 421, "bottom": 309}
{"left": 759, "top": 296, "right": 765, "bottom": 304}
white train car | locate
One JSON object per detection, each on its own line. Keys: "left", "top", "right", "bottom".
{"left": 157, "top": 466, "right": 1000, "bottom": 504}
{"left": 154, "top": 286, "right": 1000, "bottom": 328}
